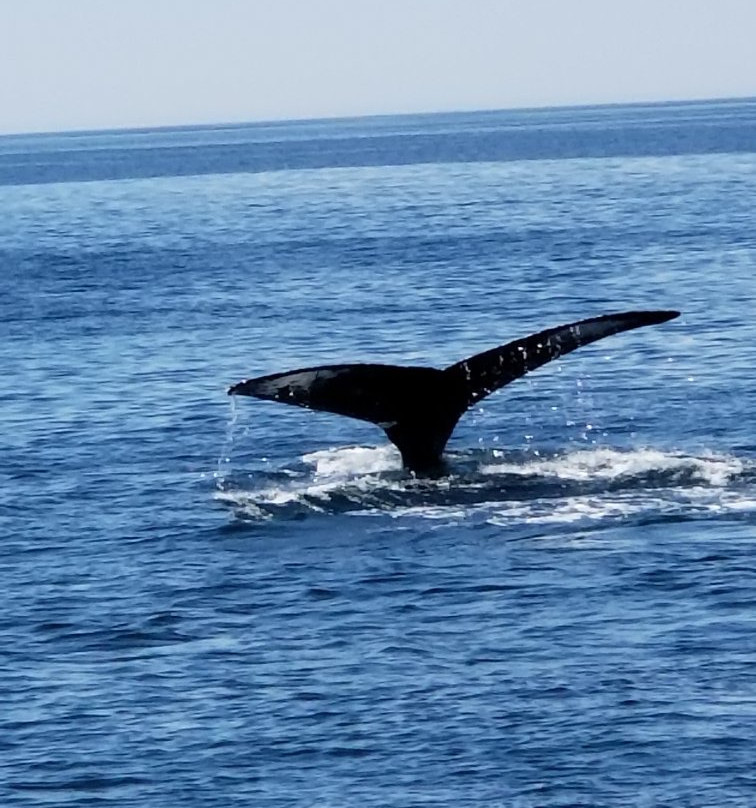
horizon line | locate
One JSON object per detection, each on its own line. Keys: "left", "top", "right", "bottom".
{"left": 1, "top": 93, "right": 754, "bottom": 140}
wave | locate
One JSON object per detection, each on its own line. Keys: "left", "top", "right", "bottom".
{"left": 213, "top": 444, "right": 756, "bottom": 528}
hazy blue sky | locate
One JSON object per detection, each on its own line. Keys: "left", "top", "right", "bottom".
{"left": 1, "top": 0, "right": 755, "bottom": 134}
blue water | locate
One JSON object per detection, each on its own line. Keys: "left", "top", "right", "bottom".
{"left": 3, "top": 99, "right": 756, "bottom": 806}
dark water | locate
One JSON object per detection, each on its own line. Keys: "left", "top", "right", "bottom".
{"left": 3, "top": 99, "right": 756, "bottom": 806}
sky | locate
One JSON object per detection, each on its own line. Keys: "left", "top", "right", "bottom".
{"left": 1, "top": 0, "right": 755, "bottom": 135}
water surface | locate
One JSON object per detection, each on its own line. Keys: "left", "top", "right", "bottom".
{"left": 2, "top": 99, "right": 756, "bottom": 806}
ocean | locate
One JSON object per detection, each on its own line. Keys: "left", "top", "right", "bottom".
{"left": 2, "top": 98, "right": 756, "bottom": 806}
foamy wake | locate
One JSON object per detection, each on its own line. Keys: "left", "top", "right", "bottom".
{"left": 214, "top": 445, "right": 405, "bottom": 519}
{"left": 214, "top": 445, "right": 756, "bottom": 526}
{"left": 479, "top": 446, "right": 744, "bottom": 487}
{"left": 398, "top": 487, "right": 756, "bottom": 528}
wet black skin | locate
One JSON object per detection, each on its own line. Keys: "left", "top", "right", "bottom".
{"left": 229, "top": 310, "right": 680, "bottom": 474}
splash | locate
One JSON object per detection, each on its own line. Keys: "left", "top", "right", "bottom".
{"left": 214, "top": 444, "right": 408, "bottom": 519}
{"left": 302, "top": 444, "right": 401, "bottom": 477}
{"left": 213, "top": 395, "right": 239, "bottom": 488}
{"left": 479, "top": 446, "right": 745, "bottom": 486}
{"left": 214, "top": 443, "right": 756, "bottom": 526}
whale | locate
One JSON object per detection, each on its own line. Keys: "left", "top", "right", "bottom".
{"left": 229, "top": 310, "right": 680, "bottom": 474}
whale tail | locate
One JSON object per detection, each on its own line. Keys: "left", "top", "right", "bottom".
{"left": 229, "top": 310, "right": 679, "bottom": 473}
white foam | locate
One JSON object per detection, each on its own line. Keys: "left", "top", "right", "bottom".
{"left": 302, "top": 444, "right": 401, "bottom": 477}
{"left": 215, "top": 445, "right": 756, "bottom": 525}
{"left": 214, "top": 444, "right": 405, "bottom": 516}
{"left": 389, "top": 486, "right": 756, "bottom": 529}
{"left": 480, "top": 447, "right": 744, "bottom": 487}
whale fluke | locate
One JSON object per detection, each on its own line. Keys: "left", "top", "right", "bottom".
{"left": 229, "top": 310, "right": 679, "bottom": 473}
